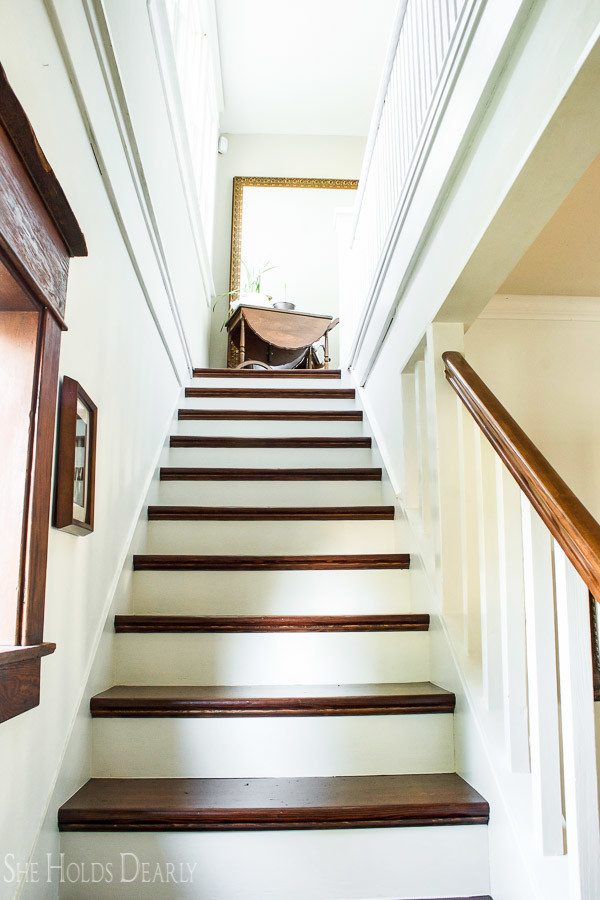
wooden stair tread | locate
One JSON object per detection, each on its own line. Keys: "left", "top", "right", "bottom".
{"left": 114, "top": 614, "right": 429, "bottom": 632}
{"left": 170, "top": 435, "right": 372, "bottom": 448}
{"left": 132, "top": 553, "right": 410, "bottom": 571}
{"left": 90, "top": 682, "right": 455, "bottom": 717}
{"left": 159, "top": 467, "right": 382, "bottom": 481}
{"left": 147, "top": 505, "right": 394, "bottom": 520}
{"left": 193, "top": 368, "right": 342, "bottom": 379}
{"left": 185, "top": 387, "right": 355, "bottom": 399}
{"left": 58, "top": 773, "right": 489, "bottom": 831}
{"left": 178, "top": 409, "right": 362, "bottom": 420}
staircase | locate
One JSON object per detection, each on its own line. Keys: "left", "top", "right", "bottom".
{"left": 58, "top": 368, "right": 491, "bottom": 899}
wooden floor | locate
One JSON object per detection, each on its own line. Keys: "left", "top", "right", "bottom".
{"left": 113, "top": 613, "right": 430, "bottom": 632}
{"left": 132, "top": 553, "right": 411, "bottom": 571}
{"left": 90, "top": 681, "right": 456, "bottom": 717}
{"left": 58, "top": 773, "right": 489, "bottom": 831}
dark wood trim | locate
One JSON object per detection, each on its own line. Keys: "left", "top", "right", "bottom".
{"left": 443, "top": 351, "right": 600, "bottom": 601}
{"left": 147, "top": 505, "right": 394, "bottom": 520}
{"left": 0, "top": 642, "right": 56, "bottom": 667}
{"left": 53, "top": 376, "right": 97, "bottom": 536}
{"left": 0, "top": 657, "right": 41, "bottom": 723}
{"left": 159, "top": 467, "right": 382, "bottom": 481}
{"left": 20, "top": 310, "right": 61, "bottom": 644}
{"left": 193, "top": 368, "right": 342, "bottom": 379}
{"left": 58, "top": 774, "right": 489, "bottom": 832}
{"left": 185, "top": 388, "right": 355, "bottom": 399}
{"left": 90, "top": 683, "right": 455, "bottom": 718}
{"left": 0, "top": 64, "right": 87, "bottom": 257}
{"left": 114, "top": 614, "right": 429, "bottom": 633}
{"left": 170, "top": 435, "right": 371, "bottom": 448}
{"left": 178, "top": 409, "right": 363, "bottom": 421}
{"left": 133, "top": 553, "right": 410, "bottom": 571}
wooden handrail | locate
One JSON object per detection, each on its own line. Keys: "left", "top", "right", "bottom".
{"left": 443, "top": 351, "right": 600, "bottom": 600}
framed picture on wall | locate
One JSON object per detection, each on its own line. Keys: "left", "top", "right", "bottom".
{"left": 53, "top": 377, "right": 97, "bottom": 536}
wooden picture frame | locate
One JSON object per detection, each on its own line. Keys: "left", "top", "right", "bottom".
{"left": 53, "top": 377, "right": 97, "bottom": 535}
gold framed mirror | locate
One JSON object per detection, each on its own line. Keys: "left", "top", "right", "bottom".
{"left": 229, "top": 176, "right": 359, "bottom": 298}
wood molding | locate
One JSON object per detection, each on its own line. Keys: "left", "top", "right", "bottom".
{"left": 0, "top": 64, "right": 86, "bottom": 258}
{"left": 58, "top": 774, "right": 489, "bottom": 832}
{"left": 170, "top": 436, "right": 371, "bottom": 448}
{"left": 147, "top": 505, "right": 393, "bottom": 520}
{"left": 184, "top": 387, "right": 355, "bottom": 399}
{"left": 114, "top": 614, "right": 429, "bottom": 633}
{"left": 90, "top": 683, "right": 455, "bottom": 718}
{"left": 0, "top": 642, "right": 56, "bottom": 667}
{"left": 193, "top": 367, "right": 342, "bottom": 378}
{"left": 133, "top": 553, "right": 410, "bottom": 571}
{"left": 159, "top": 467, "right": 382, "bottom": 481}
{"left": 178, "top": 409, "right": 363, "bottom": 421}
{"left": 443, "top": 351, "right": 600, "bottom": 600}
{"left": 480, "top": 294, "right": 600, "bottom": 321}
{"left": 0, "top": 658, "right": 41, "bottom": 724}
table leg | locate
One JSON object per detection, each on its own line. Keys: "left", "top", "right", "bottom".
{"left": 239, "top": 319, "right": 246, "bottom": 364}
{"left": 324, "top": 332, "right": 330, "bottom": 370}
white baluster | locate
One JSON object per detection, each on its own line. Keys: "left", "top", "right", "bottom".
{"left": 496, "top": 459, "right": 530, "bottom": 772}
{"left": 474, "top": 432, "right": 503, "bottom": 713}
{"left": 554, "top": 545, "right": 600, "bottom": 897}
{"left": 457, "top": 407, "right": 481, "bottom": 658}
{"left": 521, "top": 500, "right": 565, "bottom": 856}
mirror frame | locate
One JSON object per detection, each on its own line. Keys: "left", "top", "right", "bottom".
{"left": 229, "top": 176, "right": 359, "bottom": 296}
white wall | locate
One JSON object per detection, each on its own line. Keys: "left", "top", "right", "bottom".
{"left": 0, "top": 1, "right": 212, "bottom": 896}
{"left": 465, "top": 312, "right": 600, "bottom": 519}
{"left": 210, "top": 133, "right": 365, "bottom": 367}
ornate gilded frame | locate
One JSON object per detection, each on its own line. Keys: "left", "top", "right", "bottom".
{"left": 229, "top": 176, "right": 359, "bottom": 296}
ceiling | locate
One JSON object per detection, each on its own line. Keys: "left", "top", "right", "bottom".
{"left": 500, "top": 152, "right": 600, "bottom": 296}
{"left": 214, "top": 0, "right": 397, "bottom": 136}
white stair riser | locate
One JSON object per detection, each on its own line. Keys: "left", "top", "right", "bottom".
{"left": 142, "top": 520, "right": 401, "bottom": 554}
{"left": 92, "top": 714, "right": 454, "bottom": 778}
{"left": 166, "top": 447, "right": 373, "bottom": 467}
{"left": 156, "top": 480, "right": 383, "bottom": 506}
{"left": 132, "top": 568, "right": 411, "bottom": 615}
{"left": 59, "top": 827, "right": 490, "bottom": 899}
{"left": 174, "top": 419, "right": 365, "bottom": 437}
{"left": 181, "top": 397, "right": 357, "bottom": 411}
{"left": 115, "top": 633, "right": 429, "bottom": 685}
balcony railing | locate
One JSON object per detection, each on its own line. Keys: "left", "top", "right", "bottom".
{"left": 344, "top": 0, "right": 480, "bottom": 364}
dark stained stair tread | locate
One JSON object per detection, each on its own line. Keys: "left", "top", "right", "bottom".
{"left": 114, "top": 614, "right": 429, "bottom": 632}
{"left": 58, "top": 773, "right": 489, "bottom": 831}
{"left": 159, "top": 467, "right": 381, "bottom": 481}
{"left": 132, "top": 553, "right": 410, "bottom": 570}
{"left": 147, "top": 505, "right": 394, "bottom": 520}
{"left": 193, "top": 368, "right": 342, "bottom": 378}
{"left": 185, "top": 387, "right": 355, "bottom": 398}
{"left": 170, "top": 435, "right": 372, "bottom": 447}
{"left": 178, "top": 409, "right": 362, "bottom": 420}
{"left": 90, "top": 682, "right": 455, "bottom": 717}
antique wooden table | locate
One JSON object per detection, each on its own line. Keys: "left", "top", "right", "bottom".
{"left": 226, "top": 305, "right": 338, "bottom": 369}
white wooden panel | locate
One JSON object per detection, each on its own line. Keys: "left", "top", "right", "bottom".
{"left": 93, "top": 713, "right": 455, "bottom": 778}
{"left": 496, "top": 459, "right": 530, "bottom": 773}
{"left": 554, "top": 544, "right": 600, "bottom": 897}
{"left": 458, "top": 407, "right": 481, "bottom": 659}
{"left": 521, "top": 499, "right": 565, "bottom": 856}
{"left": 474, "top": 432, "right": 502, "bottom": 713}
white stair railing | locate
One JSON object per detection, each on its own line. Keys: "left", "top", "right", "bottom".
{"left": 343, "top": 0, "right": 479, "bottom": 361}
{"left": 396, "top": 325, "right": 600, "bottom": 898}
